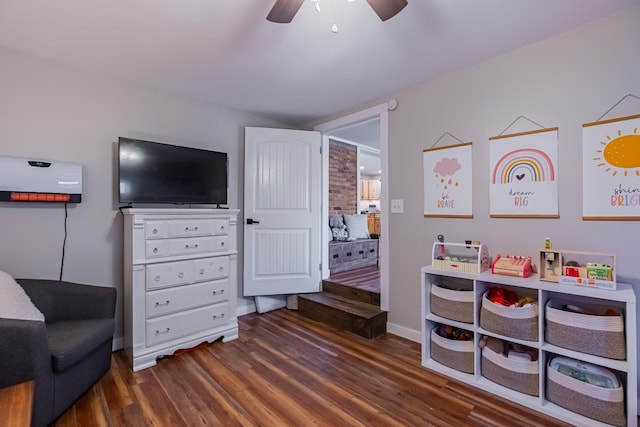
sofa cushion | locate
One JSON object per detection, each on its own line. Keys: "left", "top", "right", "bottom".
{"left": 0, "top": 270, "right": 45, "bottom": 322}
{"left": 46, "top": 318, "right": 115, "bottom": 372}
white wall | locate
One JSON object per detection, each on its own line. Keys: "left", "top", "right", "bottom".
{"left": 0, "top": 46, "right": 285, "bottom": 343}
{"left": 385, "top": 6, "right": 640, "bottom": 332}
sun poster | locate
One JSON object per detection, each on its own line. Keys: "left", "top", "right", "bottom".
{"left": 582, "top": 114, "right": 640, "bottom": 220}
{"left": 489, "top": 128, "right": 558, "bottom": 217}
{"left": 423, "top": 142, "right": 473, "bottom": 218}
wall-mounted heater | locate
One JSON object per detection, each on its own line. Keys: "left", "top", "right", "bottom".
{"left": 0, "top": 155, "right": 82, "bottom": 203}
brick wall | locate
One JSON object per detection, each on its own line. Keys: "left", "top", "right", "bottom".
{"left": 329, "top": 139, "right": 357, "bottom": 216}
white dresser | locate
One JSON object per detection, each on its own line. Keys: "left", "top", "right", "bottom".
{"left": 122, "top": 208, "right": 239, "bottom": 371}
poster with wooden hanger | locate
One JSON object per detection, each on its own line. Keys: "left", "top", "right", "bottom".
{"left": 489, "top": 127, "right": 559, "bottom": 218}
{"left": 423, "top": 141, "right": 473, "bottom": 218}
{"left": 582, "top": 113, "right": 640, "bottom": 220}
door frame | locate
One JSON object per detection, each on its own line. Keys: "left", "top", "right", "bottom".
{"left": 314, "top": 103, "right": 390, "bottom": 311}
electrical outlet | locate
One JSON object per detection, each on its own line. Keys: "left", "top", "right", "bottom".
{"left": 391, "top": 199, "right": 404, "bottom": 214}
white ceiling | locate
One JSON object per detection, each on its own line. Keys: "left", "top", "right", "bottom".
{"left": 0, "top": 0, "right": 638, "bottom": 126}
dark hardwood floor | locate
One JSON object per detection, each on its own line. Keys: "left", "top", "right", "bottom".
{"left": 328, "top": 265, "right": 380, "bottom": 294}
{"left": 52, "top": 309, "right": 571, "bottom": 427}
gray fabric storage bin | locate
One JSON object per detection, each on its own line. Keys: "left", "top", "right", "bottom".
{"left": 430, "top": 328, "right": 474, "bottom": 374}
{"left": 480, "top": 291, "right": 538, "bottom": 341}
{"left": 481, "top": 346, "right": 539, "bottom": 396}
{"left": 545, "top": 299, "right": 625, "bottom": 360}
{"left": 430, "top": 284, "right": 474, "bottom": 324}
{"left": 546, "top": 365, "right": 625, "bottom": 426}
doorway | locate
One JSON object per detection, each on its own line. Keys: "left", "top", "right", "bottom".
{"left": 314, "top": 103, "right": 390, "bottom": 311}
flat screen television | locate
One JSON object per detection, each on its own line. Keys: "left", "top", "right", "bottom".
{"left": 118, "top": 137, "right": 228, "bottom": 206}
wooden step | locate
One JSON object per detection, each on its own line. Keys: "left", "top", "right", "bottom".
{"left": 322, "top": 280, "right": 380, "bottom": 306}
{"left": 296, "top": 292, "right": 387, "bottom": 339}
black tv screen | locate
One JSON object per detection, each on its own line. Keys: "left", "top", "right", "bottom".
{"left": 118, "top": 137, "right": 228, "bottom": 205}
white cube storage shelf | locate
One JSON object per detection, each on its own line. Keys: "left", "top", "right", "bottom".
{"left": 421, "top": 265, "right": 637, "bottom": 427}
{"left": 123, "top": 208, "right": 240, "bottom": 372}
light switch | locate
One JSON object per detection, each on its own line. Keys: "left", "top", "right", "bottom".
{"left": 391, "top": 199, "right": 404, "bottom": 214}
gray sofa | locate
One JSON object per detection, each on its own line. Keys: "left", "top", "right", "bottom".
{"left": 0, "top": 279, "right": 116, "bottom": 427}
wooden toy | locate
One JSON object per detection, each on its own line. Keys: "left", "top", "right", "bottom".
{"left": 491, "top": 254, "right": 533, "bottom": 278}
{"left": 538, "top": 249, "right": 616, "bottom": 290}
{"left": 431, "top": 241, "right": 490, "bottom": 274}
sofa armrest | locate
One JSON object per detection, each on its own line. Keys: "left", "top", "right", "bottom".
{"left": 0, "top": 318, "right": 52, "bottom": 388}
{"left": 16, "top": 279, "right": 116, "bottom": 324}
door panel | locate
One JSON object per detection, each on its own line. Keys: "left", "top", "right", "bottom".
{"left": 244, "top": 127, "right": 322, "bottom": 296}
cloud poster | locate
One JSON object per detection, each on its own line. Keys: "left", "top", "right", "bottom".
{"left": 582, "top": 114, "right": 640, "bottom": 220}
{"left": 423, "top": 142, "right": 473, "bottom": 218}
{"left": 489, "top": 128, "right": 558, "bottom": 217}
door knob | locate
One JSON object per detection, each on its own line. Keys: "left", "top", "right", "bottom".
{"left": 246, "top": 218, "right": 260, "bottom": 224}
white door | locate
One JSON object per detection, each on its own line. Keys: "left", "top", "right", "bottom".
{"left": 243, "top": 127, "right": 322, "bottom": 296}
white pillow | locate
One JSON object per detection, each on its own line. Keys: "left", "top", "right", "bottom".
{"left": 0, "top": 270, "right": 45, "bottom": 322}
{"left": 344, "top": 214, "right": 370, "bottom": 240}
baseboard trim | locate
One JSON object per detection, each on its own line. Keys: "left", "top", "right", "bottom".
{"left": 237, "top": 301, "right": 257, "bottom": 317}
{"left": 386, "top": 322, "right": 421, "bottom": 343}
{"left": 112, "top": 336, "right": 124, "bottom": 351}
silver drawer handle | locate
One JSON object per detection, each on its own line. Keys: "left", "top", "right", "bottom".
{"left": 185, "top": 226, "right": 198, "bottom": 231}
{"left": 155, "top": 300, "right": 170, "bottom": 307}
{"left": 178, "top": 272, "right": 184, "bottom": 278}
{"left": 220, "top": 242, "right": 225, "bottom": 247}
{"left": 212, "top": 290, "right": 217, "bottom": 295}
{"left": 185, "top": 244, "right": 199, "bottom": 249}
{"left": 212, "top": 289, "right": 225, "bottom": 295}
{"left": 218, "top": 266, "right": 224, "bottom": 272}
{"left": 212, "top": 313, "right": 225, "bottom": 320}
{"left": 199, "top": 268, "right": 205, "bottom": 275}
{"left": 152, "top": 228, "right": 158, "bottom": 235}
{"left": 153, "top": 247, "right": 158, "bottom": 253}
{"left": 155, "top": 327, "right": 171, "bottom": 335}
{"left": 220, "top": 225, "right": 225, "bottom": 231}
{"left": 154, "top": 275, "right": 160, "bottom": 282}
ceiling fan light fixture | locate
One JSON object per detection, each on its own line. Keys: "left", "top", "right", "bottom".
{"left": 267, "top": 0, "right": 406, "bottom": 24}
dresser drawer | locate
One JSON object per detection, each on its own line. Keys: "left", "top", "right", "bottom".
{"left": 168, "top": 219, "right": 229, "bottom": 237}
{"left": 146, "top": 260, "right": 194, "bottom": 291}
{"left": 145, "top": 236, "right": 228, "bottom": 259}
{"left": 166, "top": 236, "right": 219, "bottom": 256}
{"left": 146, "top": 279, "right": 229, "bottom": 318}
{"left": 146, "top": 303, "right": 230, "bottom": 347}
{"left": 145, "top": 221, "right": 169, "bottom": 239}
{"left": 145, "top": 240, "right": 169, "bottom": 258}
{"left": 193, "top": 256, "right": 229, "bottom": 282}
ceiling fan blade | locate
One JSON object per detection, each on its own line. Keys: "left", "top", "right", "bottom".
{"left": 365, "top": 0, "right": 408, "bottom": 21}
{"left": 267, "top": 0, "right": 305, "bottom": 23}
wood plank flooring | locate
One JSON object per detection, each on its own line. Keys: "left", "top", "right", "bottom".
{"left": 52, "top": 309, "right": 571, "bottom": 427}
{"left": 329, "top": 265, "right": 380, "bottom": 294}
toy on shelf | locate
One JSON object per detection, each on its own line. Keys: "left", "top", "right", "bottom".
{"left": 491, "top": 254, "right": 533, "bottom": 278}
{"left": 431, "top": 240, "right": 490, "bottom": 274}
{"left": 538, "top": 249, "right": 616, "bottom": 290}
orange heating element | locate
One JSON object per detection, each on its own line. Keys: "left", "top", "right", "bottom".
{"left": 10, "top": 192, "right": 71, "bottom": 202}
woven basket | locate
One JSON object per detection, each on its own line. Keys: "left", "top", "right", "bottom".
{"left": 546, "top": 365, "right": 625, "bottom": 426}
{"left": 431, "top": 284, "right": 474, "bottom": 324}
{"left": 481, "top": 346, "right": 539, "bottom": 396}
{"left": 480, "top": 291, "right": 538, "bottom": 341}
{"left": 545, "top": 300, "right": 625, "bottom": 360}
{"left": 430, "top": 328, "right": 474, "bottom": 374}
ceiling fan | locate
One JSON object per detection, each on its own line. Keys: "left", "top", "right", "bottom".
{"left": 267, "top": 0, "right": 408, "bottom": 24}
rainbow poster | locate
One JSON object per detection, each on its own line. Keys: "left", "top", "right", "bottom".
{"left": 423, "top": 142, "right": 473, "bottom": 217}
{"left": 583, "top": 114, "right": 640, "bottom": 220}
{"left": 489, "top": 128, "right": 558, "bottom": 217}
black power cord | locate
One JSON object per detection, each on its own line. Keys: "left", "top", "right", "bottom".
{"left": 59, "top": 203, "right": 68, "bottom": 280}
